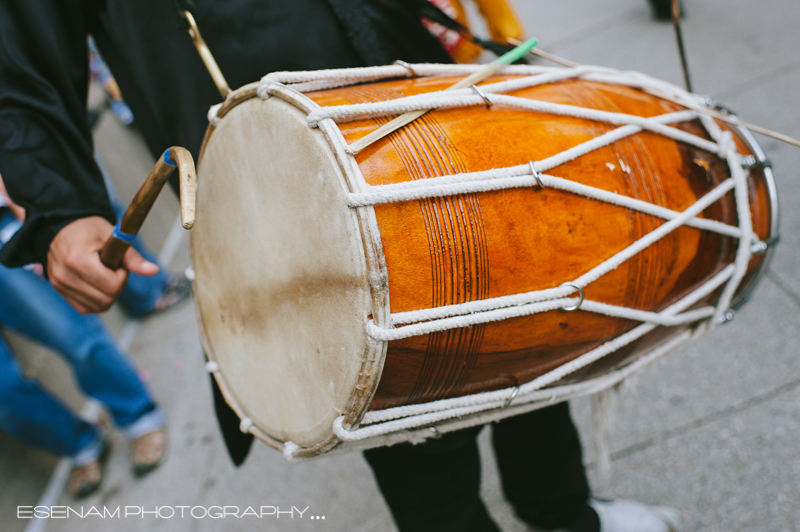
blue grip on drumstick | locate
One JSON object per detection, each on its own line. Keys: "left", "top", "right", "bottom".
{"left": 112, "top": 221, "right": 136, "bottom": 243}
{"left": 163, "top": 149, "right": 177, "bottom": 167}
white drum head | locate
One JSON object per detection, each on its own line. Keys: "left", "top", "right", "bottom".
{"left": 192, "top": 96, "right": 371, "bottom": 447}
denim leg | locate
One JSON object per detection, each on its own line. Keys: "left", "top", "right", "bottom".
{"left": 117, "top": 238, "right": 170, "bottom": 317}
{"left": 111, "top": 201, "right": 170, "bottom": 317}
{"left": 0, "top": 264, "right": 160, "bottom": 430}
{"left": 0, "top": 334, "right": 100, "bottom": 460}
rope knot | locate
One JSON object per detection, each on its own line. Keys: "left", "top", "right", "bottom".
{"left": 239, "top": 417, "right": 254, "bottom": 433}
{"left": 306, "top": 110, "right": 332, "bottom": 128}
{"left": 716, "top": 130, "right": 736, "bottom": 158}
{"left": 282, "top": 441, "right": 301, "bottom": 460}
{"left": 365, "top": 320, "right": 389, "bottom": 341}
{"left": 257, "top": 77, "right": 278, "bottom": 100}
{"left": 207, "top": 103, "right": 222, "bottom": 127}
{"left": 332, "top": 415, "right": 355, "bottom": 441}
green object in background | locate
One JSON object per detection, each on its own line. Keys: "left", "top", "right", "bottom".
{"left": 496, "top": 36, "right": 539, "bottom": 65}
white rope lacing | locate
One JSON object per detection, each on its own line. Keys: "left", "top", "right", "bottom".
{"left": 283, "top": 326, "right": 697, "bottom": 462}
{"left": 245, "top": 63, "right": 758, "bottom": 450}
{"left": 365, "top": 175, "right": 735, "bottom": 342}
{"left": 347, "top": 168, "right": 740, "bottom": 237}
{"left": 335, "top": 264, "right": 733, "bottom": 442}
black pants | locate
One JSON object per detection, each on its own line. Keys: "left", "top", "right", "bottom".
{"left": 363, "top": 403, "right": 600, "bottom": 532}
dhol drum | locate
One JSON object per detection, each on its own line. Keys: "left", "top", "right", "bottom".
{"left": 191, "top": 63, "right": 777, "bottom": 460}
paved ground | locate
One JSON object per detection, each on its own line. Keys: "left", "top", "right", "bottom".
{"left": 2, "top": 0, "right": 799, "bottom": 531}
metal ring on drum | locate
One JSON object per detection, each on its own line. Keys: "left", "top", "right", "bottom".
{"left": 560, "top": 283, "right": 585, "bottom": 312}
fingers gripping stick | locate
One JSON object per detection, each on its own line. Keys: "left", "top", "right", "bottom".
{"left": 100, "top": 147, "right": 196, "bottom": 269}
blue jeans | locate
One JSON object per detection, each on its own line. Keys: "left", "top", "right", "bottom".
{"left": 0, "top": 220, "right": 163, "bottom": 462}
{"left": 0, "top": 336, "right": 101, "bottom": 464}
{"left": 118, "top": 236, "right": 170, "bottom": 317}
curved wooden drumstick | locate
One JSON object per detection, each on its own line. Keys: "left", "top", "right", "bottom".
{"left": 100, "top": 146, "right": 196, "bottom": 269}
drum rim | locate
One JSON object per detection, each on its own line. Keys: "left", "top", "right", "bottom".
{"left": 193, "top": 86, "right": 288, "bottom": 452}
{"left": 192, "top": 84, "right": 391, "bottom": 456}
{"left": 728, "top": 123, "right": 779, "bottom": 312}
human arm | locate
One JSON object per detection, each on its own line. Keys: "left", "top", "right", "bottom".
{"left": 0, "top": 0, "right": 156, "bottom": 312}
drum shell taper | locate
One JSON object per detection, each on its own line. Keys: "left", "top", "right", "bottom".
{"left": 191, "top": 74, "right": 774, "bottom": 451}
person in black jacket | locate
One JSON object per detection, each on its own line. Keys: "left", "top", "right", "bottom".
{"left": 0, "top": 2, "right": 680, "bottom": 530}
{"left": 0, "top": 0, "right": 451, "bottom": 312}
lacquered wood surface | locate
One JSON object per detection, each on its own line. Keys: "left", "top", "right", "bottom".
{"left": 308, "top": 77, "right": 771, "bottom": 411}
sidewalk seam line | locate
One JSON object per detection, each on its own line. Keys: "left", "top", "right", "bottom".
{"left": 765, "top": 270, "right": 800, "bottom": 310}
{"left": 610, "top": 377, "right": 800, "bottom": 461}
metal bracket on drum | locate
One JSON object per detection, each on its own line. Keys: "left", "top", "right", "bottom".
{"left": 750, "top": 240, "right": 769, "bottom": 255}
{"left": 718, "top": 309, "right": 735, "bottom": 325}
{"left": 504, "top": 386, "right": 521, "bottom": 408}
{"left": 471, "top": 84, "right": 494, "bottom": 108}
{"left": 729, "top": 124, "right": 780, "bottom": 312}
{"left": 749, "top": 235, "right": 780, "bottom": 256}
{"left": 560, "top": 283, "right": 585, "bottom": 312}
{"left": 393, "top": 60, "right": 418, "bottom": 78}
{"left": 713, "top": 102, "right": 737, "bottom": 117}
{"left": 528, "top": 161, "right": 546, "bottom": 188}
{"left": 425, "top": 426, "right": 442, "bottom": 439}
{"left": 695, "top": 95, "right": 738, "bottom": 117}
{"left": 740, "top": 154, "right": 773, "bottom": 171}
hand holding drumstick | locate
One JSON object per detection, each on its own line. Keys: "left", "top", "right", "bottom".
{"left": 45, "top": 147, "right": 196, "bottom": 314}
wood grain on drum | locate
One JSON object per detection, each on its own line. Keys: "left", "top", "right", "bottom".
{"left": 307, "top": 77, "right": 771, "bottom": 410}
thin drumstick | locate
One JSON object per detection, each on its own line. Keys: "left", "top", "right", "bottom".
{"left": 182, "top": 10, "right": 232, "bottom": 99}
{"left": 508, "top": 40, "right": 800, "bottom": 150}
{"left": 100, "top": 147, "right": 196, "bottom": 269}
{"left": 671, "top": 0, "right": 693, "bottom": 92}
{"left": 345, "top": 37, "right": 539, "bottom": 155}
{"left": 641, "top": 87, "right": 800, "bottom": 149}
{"left": 507, "top": 37, "right": 580, "bottom": 68}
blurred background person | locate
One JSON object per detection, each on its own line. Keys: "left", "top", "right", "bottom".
{"left": 0, "top": 176, "right": 166, "bottom": 498}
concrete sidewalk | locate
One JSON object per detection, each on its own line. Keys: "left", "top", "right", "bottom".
{"left": 2, "top": 0, "right": 799, "bottom": 531}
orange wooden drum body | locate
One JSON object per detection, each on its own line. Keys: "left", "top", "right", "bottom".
{"left": 193, "top": 72, "right": 774, "bottom": 452}
{"left": 306, "top": 76, "right": 772, "bottom": 411}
